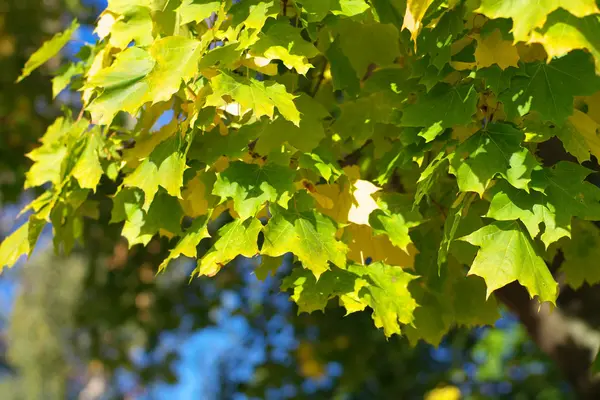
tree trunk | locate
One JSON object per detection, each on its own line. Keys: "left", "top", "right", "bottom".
{"left": 496, "top": 282, "right": 600, "bottom": 398}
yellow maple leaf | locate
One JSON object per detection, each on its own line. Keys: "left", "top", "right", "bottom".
{"left": 567, "top": 109, "right": 600, "bottom": 160}
{"left": 348, "top": 180, "right": 381, "bottom": 225}
{"left": 212, "top": 156, "right": 230, "bottom": 172}
{"left": 344, "top": 224, "right": 416, "bottom": 269}
{"left": 474, "top": 29, "right": 520, "bottom": 70}
{"left": 180, "top": 173, "right": 210, "bottom": 218}
{"left": 312, "top": 182, "right": 353, "bottom": 224}
{"left": 516, "top": 42, "right": 548, "bottom": 63}
{"left": 402, "top": 0, "right": 435, "bottom": 44}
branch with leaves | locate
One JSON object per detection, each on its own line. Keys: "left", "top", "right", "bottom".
{"left": 4, "top": 1, "right": 600, "bottom": 384}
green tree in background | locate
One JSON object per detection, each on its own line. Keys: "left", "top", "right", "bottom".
{"left": 4, "top": 0, "right": 600, "bottom": 398}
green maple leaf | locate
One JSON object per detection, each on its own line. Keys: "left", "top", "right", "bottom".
{"left": 405, "top": 263, "right": 499, "bottom": 346}
{"left": 229, "top": 0, "right": 278, "bottom": 31}
{"left": 213, "top": 161, "right": 296, "bottom": 220}
{"left": 158, "top": 215, "right": 211, "bottom": 272}
{"left": 501, "top": 51, "right": 600, "bottom": 124}
{"left": 299, "top": 0, "right": 370, "bottom": 22}
{"left": 326, "top": 37, "right": 360, "bottom": 96}
{"left": 333, "top": 93, "right": 400, "bottom": 142}
{"left": 25, "top": 146, "right": 68, "bottom": 189}
{"left": 404, "top": 288, "right": 453, "bottom": 346}
{"left": 417, "top": 7, "right": 464, "bottom": 70}
{"left": 254, "top": 94, "right": 329, "bottom": 154}
{"left": 459, "top": 220, "right": 558, "bottom": 304}
{"left": 400, "top": 84, "right": 478, "bottom": 140}
{"left": 251, "top": 22, "right": 320, "bottom": 75}
{"left": 531, "top": 10, "right": 600, "bottom": 73}
{"left": 531, "top": 162, "right": 600, "bottom": 246}
{"left": 206, "top": 72, "right": 300, "bottom": 125}
{"left": 476, "top": 0, "right": 599, "bottom": 42}
{"left": 281, "top": 266, "right": 361, "bottom": 313}
{"left": 0, "top": 217, "right": 45, "bottom": 271}
{"left": 438, "top": 193, "right": 475, "bottom": 269}
{"left": 177, "top": 0, "right": 221, "bottom": 25}
{"left": 335, "top": 19, "right": 401, "bottom": 79}
{"left": 112, "top": 189, "right": 183, "bottom": 247}
{"left": 196, "top": 218, "right": 263, "bottom": 276}
{"left": 347, "top": 262, "right": 418, "bottom": 337}
{"left": 146, "top": 36, "right": 204, "bottom": 103}
{"left": 298, "top": 153, "right": 343, "bottom": 183}
{"left": 453, "top": 275, "right": 501, "bottom": 327}
{"left": 474, "top": 65, "right": 519, "bottom": 95}
{"left": 414, "top": 150, "right": 450, "bottom": 206}
{"left": 24, "top": 117, "right": 89, "bottom": 189}
{"left": 52, "top": 61, "right": 85, "bottom": 98}
{"left": 89, "top": 38, "right": 204, "bottom": 123}
{"left": 109, "top": 6, "right": 154, "bottom": 49}
{"left": 262, "top": 198, "right": 348, "bottom": 278}
{"left": 123, "top": 135, "right": 187, "bottom": 210}
{"left": 189, "top": 122, "right": 261, "bottom": 165}
{"left": 255, "top": 255, "right": 284, "bottom": 280}
{"left": 84, "top": 47, "right": 160, "bottom": 124}
{"left": 560, "top": 220, "right": 600, "bottom": 289}
{"left": 88, "top": 80, "right": 150, "bottom": 125}
{"left": 486, "top": 180, "right": 547, "bottom": 240}
{"left": 369, "top": 193, "right": 423, "bottom": 252}
{"left": 17, "top": 20, "right": 79, "bottom": 82}
{"left": 450, "top": 123, "right": 539, "bottom": 196}
{"left": 106, "top": 0, "right": 156, "bottom": 14}
{"left": 282, "top": 262, "right": 418, "bottom": 337}
{"left": 87, "top": 47, "right": 155, "bottom": 90}
{"left": 72, "top": 128, "right": 105, "bottom": 192}
{"left": 197, "top": 43, "right": 243, "bottom": 70}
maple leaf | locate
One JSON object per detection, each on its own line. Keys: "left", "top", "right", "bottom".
{"left": 146, "top": 36, "right": 204, "bottom": 103}
{"left": 206, "top": 72, "right": 300, "bottom": 125}
{"left": 109, "top": 6, "right": 154, "bottom": 49}
{"left": 262, "top": 196, "right": 348, "bottom": 279}
{"left": 501, "top": 51, "right": 600, "bottom": 124}
{"left": 212, "top": 161, "right": 296, "bottom": 220}
{"left": 476, "top": 0, "right": 599, "bottom": 42}
{"left": 299, "top": 0, "right": 370, "bottom": 21}
{"left": 402, "top": 0, "right": 435, "bottom": 43}
{"left": 177, "top": 0, "right": 221, "bottom": 25}
{"left": 529, "top": 10, "right": 600, "bottom": 73}
{"left": 17, "top": 20, "right": 79, "bottom": 82}
{"left": 547, "top": 110, "right": 600, "bottom": 163}
{"left": 400, "top": 83, "right": 478, "bottom": 140}
{"left": 196, "top": 218, "right": 262, "bottom": 277}
{"left": 369, "top": 193, "right": 422, "bottom": 252}
{"left": 253, "top": 94, "right": 329, "bottom": 154}
{"left": 532, "top": 162, "right": 600, "bottom": 246}
{"left": 282, "top": 262, "right": 418, "bottom": 337}
{"left": 335, "top": 19, "right": 401, "bottom": 79}
{"left": 159, "top": 215, "right": 211, "bottom": 272}
{"left": 123, "top": 135, "right": 187, "bottom": 210}
{"left": 460, "top": 220, "right": 558, "bottom": 304}
{"left": 0, "top": 217, "right": 45, "bottom": 271}
{"left": 474, "top": 29, "right": 520, "bottom": 70}
{"left": 450, "top": 123, "right": 539, "bottom": 196}
{"left": 250, "top": 22, "right": 320, "bottom": 75}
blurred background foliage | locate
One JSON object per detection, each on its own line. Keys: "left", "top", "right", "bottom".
{"left": 0, "top": 0, "right": 578, "bottom": 399}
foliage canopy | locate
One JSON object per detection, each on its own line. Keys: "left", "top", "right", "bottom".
{"left": 5, "top": 0, "right": 600, "bottom": 345}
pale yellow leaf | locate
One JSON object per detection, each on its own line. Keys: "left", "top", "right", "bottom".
{"left": 348, "top": 180, "right": 380, "bottom": 225}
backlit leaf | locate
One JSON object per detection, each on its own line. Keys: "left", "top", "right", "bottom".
{"left": 18, "top": 20, "right": 79, "bottom": 82}
{"left": 460, "top": 220, "right": 558, "bottom": 304}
